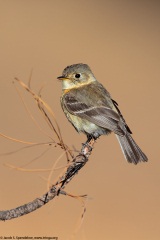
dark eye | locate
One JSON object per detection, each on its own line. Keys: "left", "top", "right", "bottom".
{"left": 75, "top": 73, "right": 81, "bottom": 78}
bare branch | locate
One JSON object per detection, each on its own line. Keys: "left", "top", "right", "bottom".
{"left": 0, "top": 139, "right": 95, "bottom": 221}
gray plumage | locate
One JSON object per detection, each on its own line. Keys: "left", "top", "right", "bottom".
{"left": 59, "top": 63, "right": 148, "bottom": 164}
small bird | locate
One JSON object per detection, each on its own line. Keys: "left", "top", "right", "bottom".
{"left": 58, "top": 63, "right": 148, "bottom": 164}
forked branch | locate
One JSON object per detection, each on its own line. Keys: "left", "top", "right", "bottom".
{"left": 0, "top": 138, "right": 95, "bottom": 221}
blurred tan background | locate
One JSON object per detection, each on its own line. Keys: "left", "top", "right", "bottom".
{"left": 0, "top": 0, "right": 160, "bottom": 239}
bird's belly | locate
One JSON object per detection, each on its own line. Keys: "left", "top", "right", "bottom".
{"left": 66, "top": 112, "right": 110, "bottom": 137}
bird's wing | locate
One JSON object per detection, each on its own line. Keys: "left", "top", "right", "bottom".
{"left": 112, "top": 99, "right": 132, "bottom": 134}
{"left": 63, "top": 91, "right": 124, "bottom": 135}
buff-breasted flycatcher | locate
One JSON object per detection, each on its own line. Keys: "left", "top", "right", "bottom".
{"left": 57, "top": 63, "right": 148, "bottom": 164}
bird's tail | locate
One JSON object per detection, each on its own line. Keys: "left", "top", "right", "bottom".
{"left": 116, "top": 133, "right": 148, "bottom": 164}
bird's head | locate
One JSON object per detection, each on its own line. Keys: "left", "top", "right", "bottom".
{"left": 57, "top": 63, "right": 96, "bottom": 90}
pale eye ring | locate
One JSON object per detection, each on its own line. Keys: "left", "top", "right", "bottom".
{"left": 75, "top": 73, "right": 81, "bottom": 79}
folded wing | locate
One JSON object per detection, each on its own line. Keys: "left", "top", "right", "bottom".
{"left": 63, "top": 92, "right": 124, "bottom": 136}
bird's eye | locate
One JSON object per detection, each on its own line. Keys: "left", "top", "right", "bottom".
{"left": 75, "top": 73, "right": 81, "bottom": 79}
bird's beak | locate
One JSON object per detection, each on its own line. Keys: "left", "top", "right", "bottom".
{"left": 57, "top": 76, "right": 68, "bottom": 80}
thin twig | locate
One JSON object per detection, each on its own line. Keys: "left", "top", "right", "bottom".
{"left": 13, "top": 81, "right": 55, "bottom": 142}
{"left": 14, "top": 78, "right": 74, "bottom": 161}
